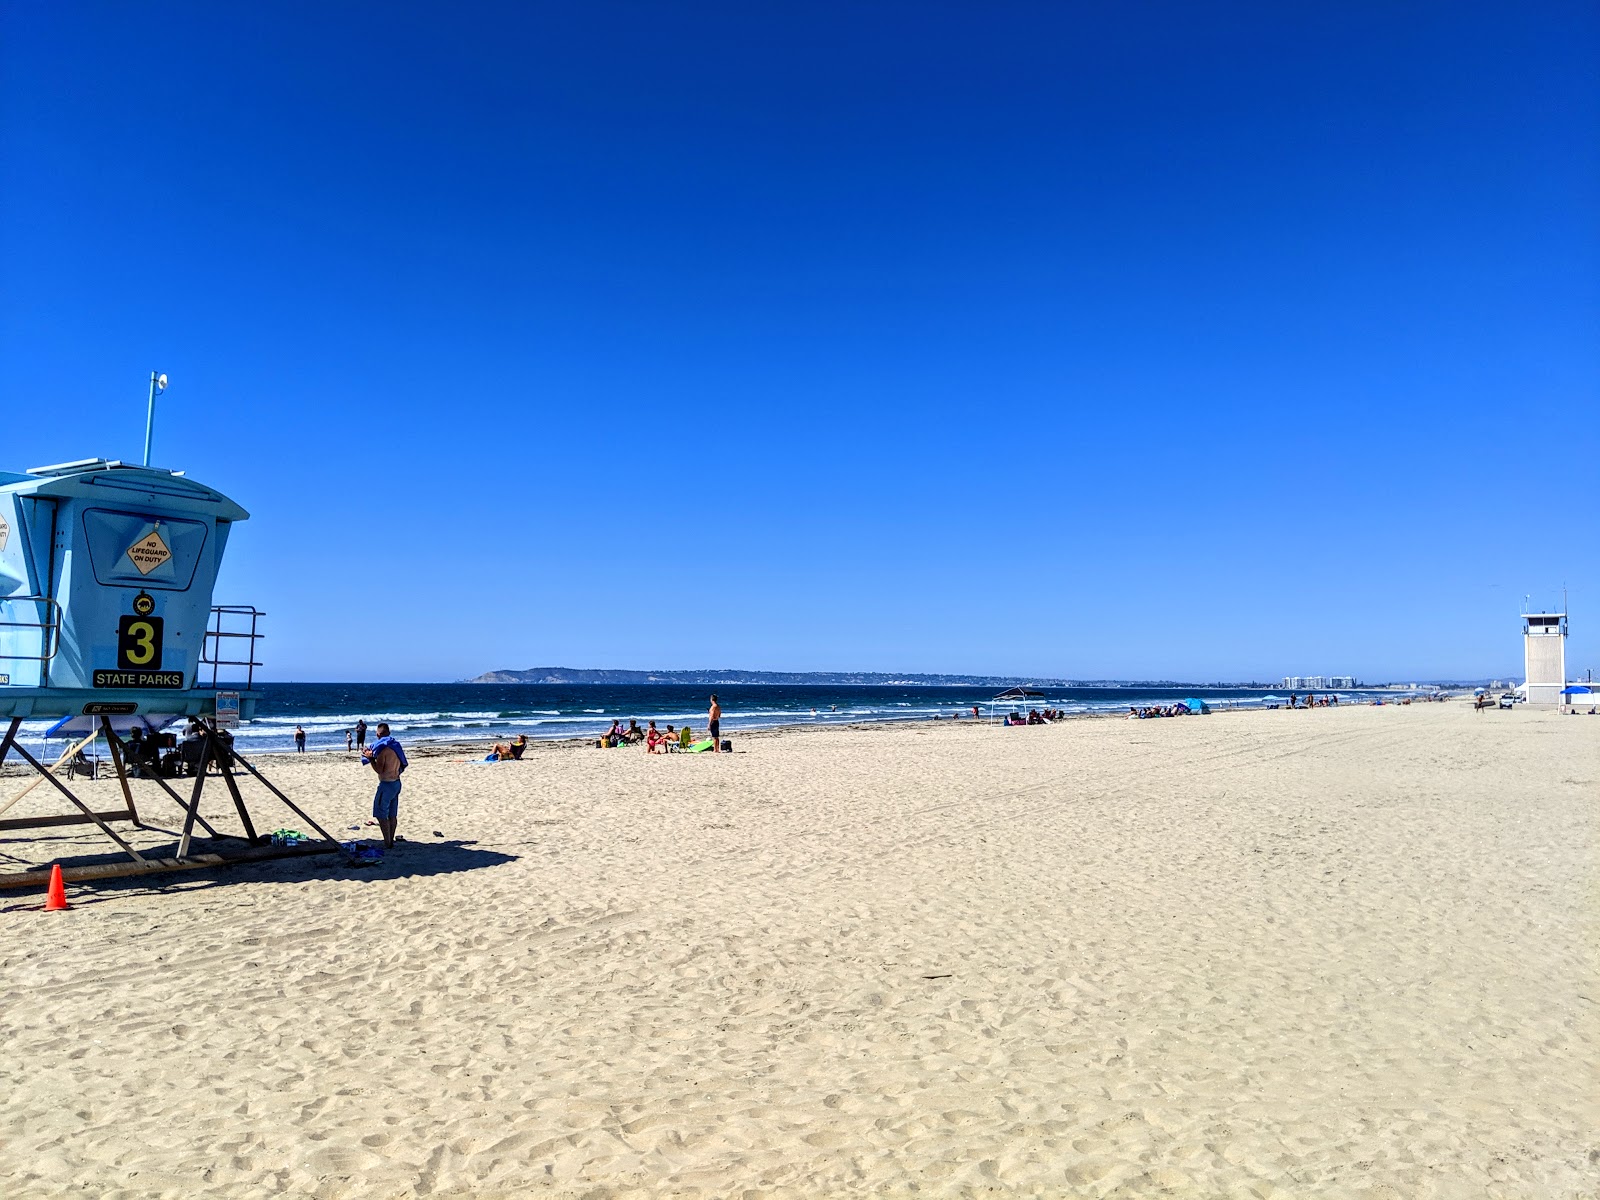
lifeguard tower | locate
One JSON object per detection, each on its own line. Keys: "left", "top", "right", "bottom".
{"left": 1522, "top": 606, "right": 1568, "bottom": 707}
{"left": 0, "top": 458, "right": 335, "bottom": 887}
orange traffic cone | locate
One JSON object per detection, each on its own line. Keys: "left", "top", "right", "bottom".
{"left": 44, "top": 864, "right": 69, "bottom": 911}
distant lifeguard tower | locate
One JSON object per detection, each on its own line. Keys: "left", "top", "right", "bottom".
{"left": 1522, "top": 606, "right": 1568, "bottom": 707}
{"left": 0, "top": 457, "right": 334, "bottom": 887}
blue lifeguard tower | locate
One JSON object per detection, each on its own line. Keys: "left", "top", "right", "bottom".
{"left": 0, "top": 458, "right": 334, "bottom": 885}
{"left": 0, "top": 458, "right": 257, "bottom": 711}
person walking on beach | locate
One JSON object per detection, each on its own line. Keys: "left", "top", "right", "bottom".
{"left": 355, "top": 719, "right": 367, "bottom": 751}
{"left": 294, "top": 724, "right": 306, "bottom": 752}
{"left": 362, "top": 722, "right": 408, "bottom": 850}
{"left": 346, "top": 728, "right": 354, "bottom": 752}
{"left": 708, "top": 694, "right": 722, "bottom": 752}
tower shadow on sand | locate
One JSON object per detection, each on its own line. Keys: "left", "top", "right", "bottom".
{"left": 0, "top": 837, "right": 517, "bottom": 910}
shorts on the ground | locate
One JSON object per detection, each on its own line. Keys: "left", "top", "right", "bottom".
{"left": 373, "top": 779, "right": 402, "bottom": 821}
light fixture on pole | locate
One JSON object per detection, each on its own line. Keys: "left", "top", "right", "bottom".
{"left": 143, "top": 371, "right": 168, "bottom": 467}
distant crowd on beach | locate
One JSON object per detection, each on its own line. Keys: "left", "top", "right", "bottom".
{"left": 1127, "top": 704, "right": 1201, "bottom": 719}
{"left": 1271, "top": 693, "right": 1340, "bottom": 710}
{"left": 595, "top": 718, "right": 697, "bottom": 751}
{"left": 1004, "top": 708, "right": 1069, "bottom": 725}
{"left": 593, "top": 696, "right": 729, "bottom": 754}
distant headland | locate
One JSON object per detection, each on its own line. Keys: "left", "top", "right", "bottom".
{"left": 467, "top": 667, "right": 1229, "bottom": 687}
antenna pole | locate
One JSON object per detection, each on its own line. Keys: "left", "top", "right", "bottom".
{"left": 143, "top": 371, "right": 158, "bottom": 466}
{"left": 142, "top": 371, "right": 167, "bottom": 466}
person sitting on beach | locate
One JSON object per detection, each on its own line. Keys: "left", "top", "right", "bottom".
{"left": 603, "top": 719, "right": 623, "bottom": 748}
{"left": 508, "top": 734, "right": 527, "bottom": 759}
{"left": 486, "top": 742, "right": 513, "bottom": 762}
{"left": 623, "top": 719, "right": 645, "bottom": 745}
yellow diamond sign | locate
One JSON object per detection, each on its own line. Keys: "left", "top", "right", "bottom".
{"left": 125, "top": 529, "right": 172, "bottom": 575}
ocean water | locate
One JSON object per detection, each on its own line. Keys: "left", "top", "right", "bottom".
{"left": 10, "top": 682, "right": 1372, "bottom": 755}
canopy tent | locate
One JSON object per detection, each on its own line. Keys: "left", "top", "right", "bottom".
{"left": 1183, "top": 698, "right": 1211, "bottom": 715}
{"left": 43, "top": 713, "right": 181, "bottom": 738}
{"left": 992, "top": 688, "right": 1044, "bottom": 701}
{"left": 1560, "top": 685, "right": 1594, "bottom": 710}
{"left": 989, "top": 687, "right": 1047, "bottom": 724}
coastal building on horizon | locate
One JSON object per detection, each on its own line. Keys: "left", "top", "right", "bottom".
{"left": 1280, "top": 674, "right": 1358, "bottom": 690}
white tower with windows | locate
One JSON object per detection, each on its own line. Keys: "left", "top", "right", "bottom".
{"left": 1522, "top": 609, "right": 1568, "bottom": 706}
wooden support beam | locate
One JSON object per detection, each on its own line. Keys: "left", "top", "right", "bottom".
{"left": 100, "top": 716, "right": 140, "bottom": 826}
{"left": 229, "top": 749, "right": 341, "bottom": 846}
{"left": 0, "top": 810, "right": 139, "bottom": 832}
{"left": 137, "top": 763, "right": 226, "bottom": 839}
{"left": 174, "top": 740, "right": 214, "bottom": 860}
{"left": 211, "top": 724, "right": 258, "bottom": 842}
{"left": 0, "top": 839, "right": 337, "bottom": 889}
{"left": 6, "top": 741, "right": 146, "bottom": 864}
{"left": 0, "top": 727, "right": 103, "bottom": 822}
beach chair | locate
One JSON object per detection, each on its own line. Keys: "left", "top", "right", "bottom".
{"left": 66, "top": 747, "right": 101, "bottom": 781}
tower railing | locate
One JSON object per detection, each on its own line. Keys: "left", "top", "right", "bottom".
{"left": 0, "top": 595, "right": 62, "bottom": 682}
{"left": 200, "top": 605, "right": 264, "bottom": 689}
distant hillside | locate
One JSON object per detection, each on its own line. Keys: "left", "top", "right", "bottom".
{"left": 467, "top": 667, "right": 1207, "bottom": 687}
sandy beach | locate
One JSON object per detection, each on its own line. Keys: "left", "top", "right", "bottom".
{"left": 1, "top": 702, "right": 1595, "bottom": 1197}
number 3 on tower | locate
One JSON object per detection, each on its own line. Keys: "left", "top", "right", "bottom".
{"left": 117, "top": 615, "right": 165, "bottom": 671}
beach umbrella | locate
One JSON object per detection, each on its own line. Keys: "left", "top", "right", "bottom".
{"left": 1560, "top": 685, "right": 1592, "bottom": 695}
{"left": 1183, "top": 698, "right": 1211, "bottom": 714}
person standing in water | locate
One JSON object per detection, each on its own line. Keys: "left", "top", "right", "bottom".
{"left": 362, "top": 722, "right": 408, "bottom": 849}
{"left": 708, "top": 694, "right": 722, "bottom": 753}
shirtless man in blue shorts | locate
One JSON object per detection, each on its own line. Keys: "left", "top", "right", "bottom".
{"left": 361, "top": 722, "right": 408, "bottom": 849}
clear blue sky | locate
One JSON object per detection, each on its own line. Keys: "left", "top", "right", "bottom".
{"left": 3, "top": 3, "right": 1595, "bottom": 683}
